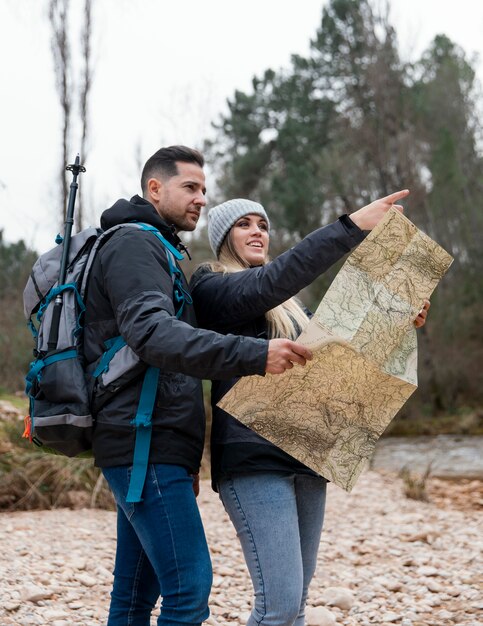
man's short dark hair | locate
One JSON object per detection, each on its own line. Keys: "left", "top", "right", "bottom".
{"left": 141, "top": 145, "right": 204, "bottom": 195}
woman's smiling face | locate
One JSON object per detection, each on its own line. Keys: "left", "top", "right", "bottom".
{"left": 231, "top": 213, "right": 270, "bottom": 266}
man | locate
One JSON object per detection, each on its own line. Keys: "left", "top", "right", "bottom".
{"left": 83, "top": 145, "right": 311, "bottom": 626}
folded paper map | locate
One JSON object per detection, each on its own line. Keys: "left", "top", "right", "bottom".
{"left": 218, "top": 209, "right": 453, "bottom": 491}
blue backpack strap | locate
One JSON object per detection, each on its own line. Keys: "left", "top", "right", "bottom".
{"left": 25, "top": 349, "right": 77, "bottom": 395}
{"left": 134, "top": 222, "right": 184, "bottom": 260}
{"left": 27, "top": 318, "right": 39, "bottom": 338}
{"left": 37, "top": 283, "right": 85, "bottom": 322}
{"left": 134, "top": 222, "right": 191, "bottom": 319}
{"left": 92, "top": 335, "right": 127, "bottom": 378}
{"left": 164, "top": 248, "right": 193, "bottom": 319}
{"left": 126, "top": 366, "right": 160, "bottom": 503}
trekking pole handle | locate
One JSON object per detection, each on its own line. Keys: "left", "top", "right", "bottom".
{"left": 58, "top": 155, "right": 86, "bottom": 288}
{"left": 66, "top": 155, "right": 87, "bottom": 177}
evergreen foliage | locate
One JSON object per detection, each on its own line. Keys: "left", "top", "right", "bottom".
{"left": 204, "top": 0, "right": 483, "bottom": 417}
{"left": 0, "top": 232, "right": 38, "bottom": 391}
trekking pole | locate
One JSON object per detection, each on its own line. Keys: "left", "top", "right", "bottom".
{"left": 47, "top": 154, "right": 86, "bottom": 351}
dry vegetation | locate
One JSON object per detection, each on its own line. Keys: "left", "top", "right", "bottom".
{"left": 0, "top": 401, "right": 114, "bottom": 512}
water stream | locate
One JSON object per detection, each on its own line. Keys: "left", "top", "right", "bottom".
{"left": 371, "top": 435, "right": 483, "bottom": 479}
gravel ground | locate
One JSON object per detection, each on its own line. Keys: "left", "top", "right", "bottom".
{"left": 0, "top": 471, "right": 481, "bottom": 626}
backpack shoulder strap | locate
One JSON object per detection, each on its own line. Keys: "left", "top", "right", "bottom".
{"left": 134, "top": 222, "right": 184, "bottom": 261}
{"left": 80, "top": 222, "right": 184, "bottom": 298}
{"left": 132, "top": 222, "right": 192, "bottom": 319}
{"left": 125, "top": 365, "right": 160, "bottom": 503}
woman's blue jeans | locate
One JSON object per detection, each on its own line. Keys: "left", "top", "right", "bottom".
{"left": 102, "top": 464, "right": 212, "bottom": 626}
{"left": 219, "top": 472, "right": 327, "bottom": 626}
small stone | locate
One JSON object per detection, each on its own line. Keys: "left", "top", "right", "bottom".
{"left": 446, "top": 587, "right": 461, "bottom": 597}
{"left": 43, "top": 609, "right": 70, "bottom": 620}
{"left": 203, "top": 617, "right": 222, "bottom": 626}
{"left": 60, "top": 568, "right": 74, "bottom": 581}
{"left": 319, "top": 586, "right": 355, "bottom": 610}
{"left": 382, "top": 578, "right": 403, "bottom": 592}
{"left": 306, "top": 606, "right": 337, "bottom": 626}
{"left": 217, "top": 565, "right": 235, "bottom": 576}
{"left": 71, "top": 557, "right": 87, "bottom": 570}
{"left": 416, "top": 566, "right": 438, "bottom": 577}
{"left": 426, "top": 580, "right": 442, "bottom": 593}
{"left": 95, "top": 564, "right": 113, "bottom": 579}
{"left": 68, "top": 601, "right": 84, "bottom": 609}
{"left": 20, "top": 584, "right": 54, "bottom": 603}
{"left": 18, "top": 617, "right": 43, "bottom": 626}
{"left": 436, "top": 609, "right": 453, "bottom": 620}
{"left": 358, "top": 591, "right": 375, "bottom": 603}
{"left": 37, "top": 572, "right": 52, "bottom": 585}
{"left": 76, "top": 573, "right": 96, "bottom": 587}
{"left": 381, "top": 612, "right": 401, "bottom": 623}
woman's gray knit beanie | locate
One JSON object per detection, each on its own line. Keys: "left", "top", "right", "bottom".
{"left": 207, "top": 199, "right": 270, "bottom": 258}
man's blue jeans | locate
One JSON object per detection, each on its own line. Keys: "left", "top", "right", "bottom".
{"left": 219, "top": 472, "right": 327, "bottom": 626}
{"left": 102, "top": 464, "right": 212, "bottom": 626}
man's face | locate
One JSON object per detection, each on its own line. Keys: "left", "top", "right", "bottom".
{"left": 149, "top": 162, "right": 207, "bottom": 232}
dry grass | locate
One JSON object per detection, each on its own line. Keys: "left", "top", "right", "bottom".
{"left": 399, "top": 464, "right": 432, "bottom": 502}
{"left": 0, "top": 413, "right": 114, "bottom": 511}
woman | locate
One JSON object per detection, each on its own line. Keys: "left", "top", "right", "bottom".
{"left": 190, "top": 193, "right": 429, "bottom": 626}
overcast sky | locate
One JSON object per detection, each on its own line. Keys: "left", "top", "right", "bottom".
{"left": 1, "top": 0, "right": 482, "bottom": 253}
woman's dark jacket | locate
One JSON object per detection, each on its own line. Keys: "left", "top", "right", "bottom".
{"left": 83, "top": 195, "right": 268, "bottom": 471}
{"left": 190, "top": 215, "right": 365, "bottom": 488}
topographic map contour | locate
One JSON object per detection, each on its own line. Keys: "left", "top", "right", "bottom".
{"left": 218, "top": 209, "right": 454, "bottom": 491}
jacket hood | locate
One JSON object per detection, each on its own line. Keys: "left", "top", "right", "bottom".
{"left": 101, "top": 195, "right": 182, "bottom": 248}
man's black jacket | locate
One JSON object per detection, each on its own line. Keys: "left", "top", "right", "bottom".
{"left": 84, "top": 195, "right": 267, "bottom": 470}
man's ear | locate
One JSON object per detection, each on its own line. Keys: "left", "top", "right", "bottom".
{"left": 147, "top": 177, "right": 163, "bottom": 202}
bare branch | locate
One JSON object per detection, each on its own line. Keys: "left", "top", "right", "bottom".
{"left": 77, "top": 0, "right": 93, "bottom": 231}
{"left": 49, "top": 0, "right": 71, "bottom": 225}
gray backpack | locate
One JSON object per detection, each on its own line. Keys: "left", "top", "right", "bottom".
{"left": 23, "top": 223, "right": 187, "bottom": 502}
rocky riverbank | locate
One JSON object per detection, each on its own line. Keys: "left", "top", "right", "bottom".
{"left": 0, "top": 471, "right": 481, "bottom": 626}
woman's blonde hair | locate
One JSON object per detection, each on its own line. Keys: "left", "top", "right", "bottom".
{"left": 208, "top": 228, "right": 310, "bottom": 340}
